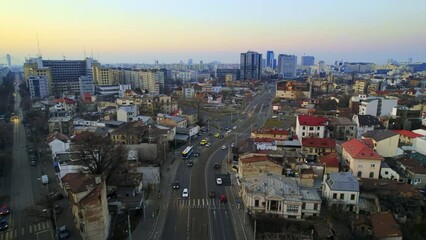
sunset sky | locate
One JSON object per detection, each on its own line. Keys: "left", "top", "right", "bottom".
{"left": 1, "top": 0, "right": 426, "bottom": 65}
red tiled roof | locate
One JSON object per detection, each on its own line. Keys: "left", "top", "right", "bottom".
{"left": 361, "top": 138, "right": 374, "bottom": 149}
{"left": 80, "top": 184, "right": 102, "bottom": 206}
{"left": 393, "top": 130, "right": 423, "bottom": 138}
{"left": 319, "top": 152, "right": 339, "bottom": 168}
{"left": 252, "top": 128, "right": 289, "bottom": 135}
{"left": 240, "top": 155, "right": 269, "bottom": 164}
{"left": 371, "top": 212, "right": 402, "bottom": 239}
{"left": 297, "top": 115, "right": 329, "bottom": 126}
{"left": 301, "top": 137, "right": 335, "bottom": 148}
{"left": 54, "top": 98, "right": 76, "bottom": 104}
{"left": 341, "top": 139, "right": 384, "bottom": 160}
{"left": 61, "top": 173, "right": 97, "bottom": 193}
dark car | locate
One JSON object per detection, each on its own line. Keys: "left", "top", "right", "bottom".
{"left": 172, "top": 181, "right": 180, "bottom": 189}
{"left": 0, "top": 218, "right": 8, "bottom": 231}
{"left": 213, "top": 163, "right": 221, "bottom": 169}
{"left": 187, "top": 160, "right": 193, "bottom": 167}
{"left": 31, "top": 160, "right": 37, "bottom": 166}
{"left": 209, "top": 190, "right": 216, "bottom": 198}
{"left": 0, "top": 205, "right": 9, "bottom": 215}
{"left": 57, "top": 225, "right": 70, "bottom": 239}
{"left": 193, "top": 152, "right": 200, "bottom": 157}
{"left": 49, "top": 192, "right": 64, "bottom": 200}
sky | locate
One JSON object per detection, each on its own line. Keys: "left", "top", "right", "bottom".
{"left": 1, "top": 0, "right": 426, "bottom": 65}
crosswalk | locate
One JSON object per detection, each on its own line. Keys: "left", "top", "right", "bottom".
{"left": 0, "top": 220, "right": 51, "bottom": 240}
{"left": 168, "top": 198, "right": 227, "bottom": 209}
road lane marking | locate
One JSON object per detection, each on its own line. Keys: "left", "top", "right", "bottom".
{"left": 202, "top": 199, "right": 205, "bottom": 206}
{"left": 21, "top": 227, "right": 24, "bottom": 236}
{"left": 197, "top": 199, "right": 200, "bottom": 206}
{"left": 29, "top": 225, "right": 32, "bottom": 233}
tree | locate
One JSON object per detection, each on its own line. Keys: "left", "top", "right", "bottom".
{"left": 26, "top": 189, "right": 63, "bottom": 229}
{"left": 73, "top": 131, "right": 127, "bottom": 177}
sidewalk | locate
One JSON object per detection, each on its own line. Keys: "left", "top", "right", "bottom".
{"left": 131, "top": 151, "right": 180, "bottom": 240}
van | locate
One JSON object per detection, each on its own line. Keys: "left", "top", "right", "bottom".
{"left": 41, "top": 175, "right": 49, "bottom": 184}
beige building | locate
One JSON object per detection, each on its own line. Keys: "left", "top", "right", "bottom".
{"left": 93, "top": 63, "right": 115, "bottom": 86}
{"left": 237, "top": 153, "right": 283, "bottom": 179}
{"left": 361, "top": 130, "right": 400, "bottom": 158}
{"left": 24, "top": 61, "right": 53, "bottom": 91}
{"left": 341, "top": 138, "right": 384, "bottom": 179}
{"left": 354, "top": 80, "right": 366, "bottom": 94}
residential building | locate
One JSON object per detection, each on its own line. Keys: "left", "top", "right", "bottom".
{"left": 296, "top": 115, "right": 329, "bottom": 139}
{"left": 394, "top": 157, "right": 426, "bottom": 188}
{"left": 92, "top": 64, "right": 114, "bottom": 86}
{"left": 28, "top": 76, "right": 49, "bottom": 99}
{"left": 240, "top": 51, "right": 262, "bottom": 80}
{"left": 237, "top": 153, "right": 283, "bottom": 179}
{"left": 250, "top": 128, "right": 290, "bottom": 140}
{"left": 240, "top": 174, "right": 321, "bottom": 220}
{"left": 380, "top": 161, "right": 400, "bottom": 181}
{"left": 139, "top": 94, "right": 177, "bottom": 115}
{"left": 341, "top": 138, "right": 384, "bottom": 178}
{"left": 393, "top": 130, "right": 423, "bottom": 145}
{"left": 275, "top": 80, "right": 311, "bottom": 100}
{"left": 184, "top": 87, "right": 195, "bottom": 99}
{"left": 388, "top": 106, "right": 422, "bottom": 130}
{"left": 328, "top": 117, "right": 357, "bottom": 141}
{"left": 61, "top": 173, "right": 110, "bottom": 240}
{"left": 266, "top": 51, "right": 274, "bottom": 68}
{"left": 359, "top": 96, "right": 398, "bottom": 117}
{"left": 156, "top": 113, "right": 187, "bottom": 128}
{"left": 413, "top": 135, "right": 426, "bottom": 156}
{"left": 117, "top": 105, "right": 138, "bottom": 122}
{"left": 110, "top": 121, "right": 146, "bottom": 145}
{"left": 322, "top": 172, "right": 359, "bottom": 212}
{"left": 48, "top": 116, "right": 74, "bottom": 135}
{"left": 354, "top": 80, "right": 366, "bottom": 94}
{"left": 277, "top": 54, "right": 297, "bottom": 78}
{"left": 371, "top": 212, "right": 402, "bottom": 240}
{"left": 301, "top": 138, "right": 336, "bottom": 162}
{"left": 216, "top": 69, "right": 240, "bottom": 82}
{"left": 361, "top": 130, "right": 400, "bottom": 157}
{"left": 301, "top": 55, "right": 315, "bottom": 66}
{"left": 319, "top": 152, "right": 339, "bottom": 174}
{"left": 79, "top": 75, "right": 95, "bottom": 96}
{"left": 23, "top": 57, "right": 53, "bottom": 91}
{"left": 352, "top": 114, "right": 385, "bottom": 138}
{"left": 47, "top": 132, "right": 70, "bottom": 159}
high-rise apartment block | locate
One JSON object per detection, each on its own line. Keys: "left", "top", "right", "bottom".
{"left": 266, "top": 51, "right": 274, "bottom": 68}
{"left": 28, "top": 76, "right": 49, "bottom": 99}
{"left": 240, "top": 51, "right": 262, "bottom": 80}
{"left": 301, "top": 55, "right": 315, "bottom": 66}
{"left": 277, "top": 54, "right": 297, "bottom": 78}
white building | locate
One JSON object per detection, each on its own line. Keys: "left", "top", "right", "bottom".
{"left": 380, "top": 162, "right": 400, "bottom": 181}
{"left": 295, "top": 115, "right": 329, "bottom": 139}
{"left": 352, "top": 114, "right": 384, "bottom": 139}
{"left": 184, "top": 87, "right": 195, "bottom": 99}
{"left": 117, "top": 105, "right": 138, "bottom": 122}
{"left": 28, "top": 76, "right": 49, "bottom": 99}
{"left": 322, "top": 172, "right": 359, "bottom": 212}
{"left": 359, "top": 96, "right": 398, "bottom": 117}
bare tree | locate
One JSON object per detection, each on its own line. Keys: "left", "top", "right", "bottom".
{"left": 25, "top": 189, "right": 63, "bottom": 229}
{"left": 73, "top": 131, "right": 127, "bottom": 177}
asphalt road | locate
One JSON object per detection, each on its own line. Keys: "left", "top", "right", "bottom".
{"left": 160, "top": 83, "right": 275, "bottom": 240}
{"left": 0, "top": 79, "right": 53, "bottom": 240}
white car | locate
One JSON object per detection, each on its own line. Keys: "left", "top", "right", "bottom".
{"left": 221, "top": 145, "right": 227, "bottom": 150}
{"left": 182, "top": 188, "right": 189, "bottom": 198}
{"left": 227, "top": 130, "right": 232, "bottom": 134}
{"left": 233, "top": 126, "right": 237, "bottom": 130}
{"left": 205, "top": 142, "right": 212, "bottom": 147}
{"left": 216, "top": 178, "right": 223, "bottom": 185}
{"left": 230, "top": 143, "right": 235, "bottom": 147}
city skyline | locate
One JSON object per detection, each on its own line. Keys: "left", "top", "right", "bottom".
{"left": 2, "top": 0, "right": 426, "bottom": 65}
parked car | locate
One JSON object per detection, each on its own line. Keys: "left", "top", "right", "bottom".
{"left": 216, "top": 178, "right": 223, "bottom": 185}
{"left": 0, "top": 205, "right": 9, "bottom": 215}
{"left": 57, "top": 225, "right": 70, "bottom": 239}
{"left": 31, "top": 160, "right": 37, "bottom": 166}
{"left": 213, "top": 163, "right": 221, "bottom": 169}
{"left": 187, "top": 160, "right": 193, "bottom": 167}
{"left": 214, "top": 133, "right": 220, "bottom": 138}
{"left": 0, "top": 218, "right": 8, "bottom": 231}
{"left": 182, "top": 188, "right": 189, "bottom": 198}
{"left": 172, "top": 181, "right": 180, "bottom": 189}
{"left": 41, "top": 175, "right": 49, "bottom": 184}
{"left": 232, "top": 126, "right": 237, "bottom": 130}
{"left": 205, "top": 142, "right": 211, "bottom": 147}
{"left": 221, "top": 145, "right": 227, "bottom": 150}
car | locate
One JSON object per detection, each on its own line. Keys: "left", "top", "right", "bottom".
{"left": 224, "top": 126, "right": 230, "bottom": 131}
{"left": 187, "top": 160, "right": 193, "bottom": 167}
{"left": 193, "top": 152, "right": 200, "bottom": 157}
{"left": 221, "top": 145, "right": 227, "bottom": 150}
{"left": 49, "top": 192, "right": 64, "bottom": 200}
{"left": 209, "top": 190, "right": 216, "bottom": 198}
{"left": 216, "top": 178, "right": 223, "bottom": 185}
{"left": 172, "top": 181, "right": 180, "bottom": 189}
{"left": 0, "top": 218, "right": 8, "bottom": 231}
{"left": 213, "top": 163, "right": 221, "bottom": 169}
{"left": 182, "top": 188, "right": 189, "bottom": 198}
{"left": 31, "top": 160, "right": 37, "bottom": 166}
{"left": 230, "top": 143, "right": 235, "bottom": 147}
{"left": 197, "top": 132, "right": 202, "bottom": 136}
{"left": 220, "top": 194, "right": 227, "bottom": 203}
{"left": 200, "top": 140, "right": 207, "bottom": 146}
{"left": 233, "top": 126, "right": 237, "bottom": 130}
{"left": 0, "top": 205, "right": 9, "bottom": 215}
{"left": 227, "top": 130, "right": 232, "bottom": 134}
{"left": 205, "top": 142, "right": 211, "bottom": 147}
{"left": 214, "top": 133, "right": 220, "bottom": 138}
{"left": 57, "top": 225, "right": 70, "bottom": 239}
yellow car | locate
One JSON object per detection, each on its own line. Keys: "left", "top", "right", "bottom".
{"left": 214, "top": 133, "right": 220, "bottom": 138}
{"left": 200, "top": 139, "right": 207, "bottom": 145}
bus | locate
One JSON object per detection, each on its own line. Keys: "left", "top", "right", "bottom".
{"left": 182, "top": 146, "right": 194, "bottom": 159}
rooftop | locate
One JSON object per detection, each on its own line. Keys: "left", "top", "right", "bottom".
{"left": 301, "top": 137, "right": 336, "bottom": 148}
{"left": 319, "top": 152, "right": 339, "bottom": 168}
{"left": 297, "top": 115, "right": 329, "bottom": 126}
{"left": 326, "top": 172, "right": 359, "bottom": 192}
{"left": 371, "top": 212, "right": 402, "bottom": 239}
{"left": 341, "top": 138, "right": 384, "bottom": 160}
{"left": 393, "top": 129, "right": 423, "bottom": 138}
{"left": 362, "top": 130, "right": 399, "bottom": 141}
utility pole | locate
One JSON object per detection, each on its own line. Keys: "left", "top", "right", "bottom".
{"left": 128, "top": 213, "right": 132, "bottom": 240}
{"left": 254, "top": 219, "right": 257, "bottom": 240}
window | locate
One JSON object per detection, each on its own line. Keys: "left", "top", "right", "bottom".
{"left": 309, "top": 127, "right": 314, "bottom": 131}
{"left": 369, "top": 172, "right": 374, "bottom": 178}
{"left": 357, "top": 171, "right": 362, "bottom": 177}
{"left": 287, "top": 205, "right": 299, "bottom": 212}
{"left": 333, "top": 193, "right": 337, "bottom": 199}
{"left": 302, "top": 132, "right": 305, "bottom": 137}
{"left": 302, "top": 203, "right": 306, "bottom": 209}
{"left": 371, "top": 164, "right": 376, "bottom": 168}
{"left": 302, "top": 126, "right": 305, "bottom": 130}
{"left": 255, "top": 200, "right": 259, "bottom": 207}
{"left": 314, "top": 203, "right": 318, "bottom": 210}
{"left": 340, "top": 193, "right": 344, "bottom": 200}
{"left": 351, "top": 194, "right": 355, "bottom": 200}
{"left": 317, "top": 127, "right": 320, "bottom": 130}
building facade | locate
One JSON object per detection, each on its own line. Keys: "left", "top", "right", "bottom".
{"left": 28, "top": 75, "right": 49, "bottom": 99}
{"left": 240, "top": 51, "right": 262, "bottom": 80}
{"left": 277, "top": 54, "right": 297, "bottom": 78}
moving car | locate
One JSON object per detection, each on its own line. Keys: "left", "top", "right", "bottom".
{"left": 232, "top": 126, "right": 237, "bottom": 130}
{"left": 31, "top": 160, "right": 37, "bottom": 166}
{"left": 230, "top": 143, "right": 235, "bottom": 147}
{"left": 216, "top": 178, "right": 223, "bottom": 185}
{"left": 221, "top": 145, "right": 227, "bottom": 150}
{"left": 213, "top": 163, "right": 221, "bottom": 169}
{"left": 193, "top": 152, "right": 200, "bottom": 157}
{"left": 205, "top": 142, "right": 211, "bottom": 147}
{"left": 0, "top": 205, "right": 9, "bottom": 215}
{"left": 58, "top": 225, "right": 70, "bottom": 239}
{"left": 187, "top": 160, "right": 193, "bottom": 167}
{"left": 0, "top": 218, "right": 8, "bottom": 231}
{"left": 214, "top": 133, "right": 220, "bottom": 138}
{"left": 41, "top": 175, "right": 49, "bottom": 184}
{"left": 182, "top": 188, "right": 189, "bottom": 198}
{"left": 200, "top": 139, "right": 208, "bottom": 146}
{"left": 172, "top": 181, "right": 180, "bottom": 189}
{"left": 220, "top": 194, "right": 227, "bottom": 203}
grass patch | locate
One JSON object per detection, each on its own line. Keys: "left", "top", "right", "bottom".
{"left": 263, "top": 116, "right": 295, "bottom": 129}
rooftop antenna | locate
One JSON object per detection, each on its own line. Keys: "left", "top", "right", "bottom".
{"left": 84, "top": 45, "right": 87, "bottom": 58}
{"left": 36, "top": 33, "right": 41, "bottom": 57}
{"left": 91, "top": 47, "right": 94, "bottom": 59}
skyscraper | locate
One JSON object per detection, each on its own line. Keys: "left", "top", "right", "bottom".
{"left": 266, "top": 51, "right": 274, "bottom": 68}
{"left": 277, "top": 54, "right": 297, "bottom": 78}
{"left": 240, "top": 51, "right": 262, "bottom": 80}
{"left": 301, "top": 55, "right": 315, "bottom": 66}
{"left": 6, "top": 54, "right": 11, "bottom": 68}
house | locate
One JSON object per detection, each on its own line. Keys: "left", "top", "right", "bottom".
{"left": 181, "top": 108, "right": 198, "bottom": 126}
{"left": 352, "top": 114, "right": 385, "bottom": 139}
{"left": 253, "top": 138, "right": 277, "bottom": 151}
{"left": 328, "top": 117, "right": 357, "bottom": 141}
{"left": 319, "top": 152, "right": 339, "bottom": 174}
{"left": 48, "top": 116, "right": 74, "bottom": 135}
{"left": 116, "top": 105, "right": 138, "bottom": 122}
{"left": 55, "top": 152, "right": 89, "bottom": 182}
{"left": 322, "top": 172, "right": 359, "bottom": 212}
{"left": 47, "top": 132, "right": 70, "bottom": 159}
{"left": 240, "top": 174, "right": 321, "bottom": 220}
{"left": 388, "top": 105, "right": 422, "bottom": 131}
{"left": 51, "top": 98, "right": 77, "bottom": 117}
{"left": 110, "top": 121, "right": 146, "bottom": 145}
{"left": 61, "top": 173, "right": 110, "bottom": 240}
{"left": 358, "top": 96, "right": 398, "bottom": 117}
{"left": 393, "top": 130, "right": 423, "bottom": 145}
{"left": 371, "top": 212, "right": 402, "bottom": 240}
{"left": 361, "top": 130, "right": 400, "bottom": 157}
{"left": 301, "top": 137, "right": 336, "bottom": 162}
{"left": 238, "top": 153, "right": 283, "bottom": 179}
{"left": 395, "top": 156, "right": 426, "bottom": 188}
{"left": 156, "top": 113, "right": 187, "bottom": 128}
{"left": 251, "top": 128, "right": 290, "bottom": 140}
{"left": 341, "top": 138, "right": 384, "bottom": 179}
{"left": 295, "top": 115, "right": 329, "bottom": 139}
